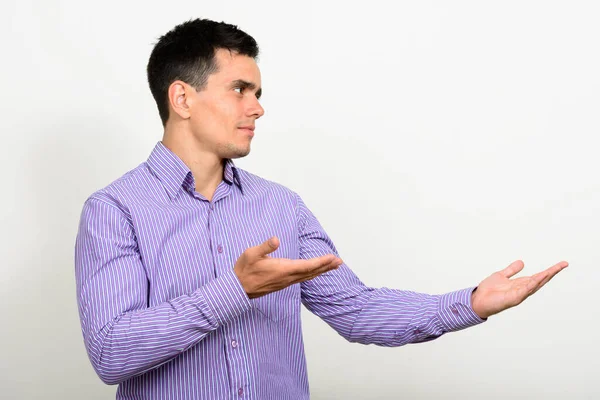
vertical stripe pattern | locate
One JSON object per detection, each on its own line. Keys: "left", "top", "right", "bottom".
{"left": 74, "top": 142, "right": 485, "bottom": 399}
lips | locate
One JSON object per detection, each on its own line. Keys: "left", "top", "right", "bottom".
{"left": 238, "top": 126, "right": 255, "bottom": 137}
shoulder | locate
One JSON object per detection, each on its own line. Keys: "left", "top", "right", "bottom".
{"left": 83, "top": 162, "right": 152, "bottom": 213}
{"left": 235, "top": 167, "right": 302, "bottom": 205}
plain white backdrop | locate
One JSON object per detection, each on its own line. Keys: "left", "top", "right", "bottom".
{"left": 1, "top": 1, "right": 598, "bottom": 398}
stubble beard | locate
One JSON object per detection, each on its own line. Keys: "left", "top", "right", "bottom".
{"left": 220, "top": 142, "right": 251, "bottom": 159}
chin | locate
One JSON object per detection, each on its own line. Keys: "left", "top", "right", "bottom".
{"left": 221, "top": 143, "right": 251, "bottom": 159}
{"left": 231, "top": 149, "right": 251, "bottom": 159}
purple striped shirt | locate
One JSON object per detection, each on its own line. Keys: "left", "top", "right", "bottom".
{"left": 75, "top": 141, "right": 485, "bottom": 399}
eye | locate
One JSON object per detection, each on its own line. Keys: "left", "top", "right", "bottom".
{"left": 233, "top": 87, "right": 244, "bottom": 94}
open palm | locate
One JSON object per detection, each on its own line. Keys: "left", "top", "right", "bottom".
{"left": 471, "top": 260, "right": 569, "bottom": 319}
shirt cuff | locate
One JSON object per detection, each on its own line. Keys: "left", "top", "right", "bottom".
{"left": 437, "top": 287, "right": 486, "bottom": 332}
{"left": 199, "top": 268, "right": 252, "bottom": 327}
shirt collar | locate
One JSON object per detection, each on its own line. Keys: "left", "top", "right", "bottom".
{"left": 146, "top": 141, "right": 243, "bottom": 200}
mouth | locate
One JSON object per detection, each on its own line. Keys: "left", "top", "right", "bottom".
{"left": 238, "top": 126, "right": 255, "bottom": 137}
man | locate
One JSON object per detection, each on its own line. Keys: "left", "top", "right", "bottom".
{"left": 75, "top": 18, "right": 568, "bottom": 399}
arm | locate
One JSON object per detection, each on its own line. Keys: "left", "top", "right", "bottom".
{"left": 296, "top": 194, "right": 485, "bottom": 346}
{"left": 74, "top": 196, "right": 252, "bottom": 384}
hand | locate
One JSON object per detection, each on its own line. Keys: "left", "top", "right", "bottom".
{"left": 233, "top": 236, "right": 343, "bottom": 299}
{"left": 471, "top": 260, "right": 569, "bottom": 319}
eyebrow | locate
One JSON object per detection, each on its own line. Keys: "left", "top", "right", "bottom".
{"left": 230, "top": 79, "right": 262, "bottom": 99}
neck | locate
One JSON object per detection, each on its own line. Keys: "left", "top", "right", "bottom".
{"left": 162, "top": 126, "right": 223, "bottom": 202}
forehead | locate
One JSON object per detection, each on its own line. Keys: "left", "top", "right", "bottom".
{"left": 210, "top": 48, "right": 261, "bottom": 85}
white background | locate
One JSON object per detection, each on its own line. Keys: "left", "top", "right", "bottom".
{"left": 1, "top": 1, "right": 598, "bottom": 398}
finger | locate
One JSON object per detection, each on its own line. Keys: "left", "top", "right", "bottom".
{"left": 310, "top": 258, "right": 342, "bottom": 277}
{"left": 528, "top": 261, "right": 568, "bottom": 286}
{"left": 527, "top": 271, "right": 549, "bottom": 291}
{"left": 289, "top": 255, "right": 341, "bottom": 277}
{"left": 247, "top": 236, "right": 280, "bottom": 260}
{"left": 548, "top": 261, "right": 569, "bottom": 273}
{"left": 501, "top": 260, "right": 525, "bottom": 278}
{"left": 529, "top": 261, "right": 568, "bottom": 294}
{"left": 293, "top": 260, "right": 342, "bottom": 284}
{"left": 289, "top": 255, "right": 337, "bottom": 274}
{"left": 530, "top": 273, "right": 555, "bottom": 295}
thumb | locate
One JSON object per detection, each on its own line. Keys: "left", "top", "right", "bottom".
{"left": 251, "top": 236, "right": 280, "bottom": 259}
{"left": 501, "top": 260, "right": 525, "bottom": 278}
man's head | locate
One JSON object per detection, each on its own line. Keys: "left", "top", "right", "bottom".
{"left": 147, "top": 19, "right": 264, "bottom": 159}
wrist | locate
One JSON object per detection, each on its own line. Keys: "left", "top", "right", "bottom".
{"left": 471, "top": 288, "right": 488, "bottom": 319}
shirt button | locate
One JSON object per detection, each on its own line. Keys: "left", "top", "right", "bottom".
{"left": 450, "top": 306, "right": 459, "bottom": 314}
{"left": 413, "top": 328, "right": 421, "bottom": 335}
{"left": 231, "top": 339, "right": 238, "bottom": 348}
{"left": 209, "top": 203, "right": 214, "bottom": 210}
{"left": 217, "top": 245, "right": 223, "bottom": 254}
{"left": 238, "top": 388, "right": 244, "bottom": 396}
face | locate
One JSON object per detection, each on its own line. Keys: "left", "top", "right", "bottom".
{"left": 183, "top": 49, "right": 264, "bottom": 159}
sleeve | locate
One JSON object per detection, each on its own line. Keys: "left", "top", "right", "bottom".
{"left": 296, "top": 194, "right": 486, "bottom": 347}
{"left": 74, "top": 196, "right": 252, "bottom": 384}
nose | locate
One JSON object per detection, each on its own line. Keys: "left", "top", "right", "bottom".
{"left": 246, "top": 96, "right": 265, "bottom": 119}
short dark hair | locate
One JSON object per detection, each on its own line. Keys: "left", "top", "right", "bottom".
{"left": 147, "top": 18, "right": 259, "bottom": 126}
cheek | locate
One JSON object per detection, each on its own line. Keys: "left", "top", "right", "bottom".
{"left": 193, "top": 96, "right": 242, "bottom": 140}
{"left": 221, "top": 99, "right": 243, "bottom": 123}
{"left": 211, "top": 99, "right": 240, "bottom": 128}
{"left": 194, "top": 102, "right": 224, "bottom": 130}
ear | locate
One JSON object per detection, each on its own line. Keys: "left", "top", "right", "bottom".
{"left": 168, "top": 81, "right": 192, "bottom": 120}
